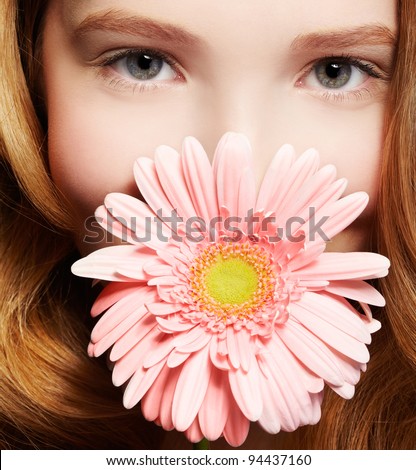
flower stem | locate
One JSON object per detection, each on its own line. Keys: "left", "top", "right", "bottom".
{"left": 193, "top": 438, "right": 211, "bottom": 450}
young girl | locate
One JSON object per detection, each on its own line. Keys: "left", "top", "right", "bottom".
{"left": 0, "top": 0, "right": 414, "bottom": 449}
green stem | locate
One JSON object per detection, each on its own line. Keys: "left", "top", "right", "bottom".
{"left": 193, "top": 438, "right": 211, "bottom": 450}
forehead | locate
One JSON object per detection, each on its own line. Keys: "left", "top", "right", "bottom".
{"left": 52, "top": 0, "right": 396, "bottom": 42}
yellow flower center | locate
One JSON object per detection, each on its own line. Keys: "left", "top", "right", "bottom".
{"left": 205, "top": 257, "right": 258, "bottom": 304}
{"left": 188, "top": 242, "right": 277, "bottom": 322}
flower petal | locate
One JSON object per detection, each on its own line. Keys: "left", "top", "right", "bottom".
{"left": 259, "top": 346, "right": 311, "bottom": 430}
{"left": 142, "top": 260, "right": 174, "bottom": 277}
{"left": 309, "top": 392, "right": 324, "bottom": 425}
{"left": 112, "top": 325, "right": 162, "bottom": 387}
{"left": 134, "top": 157, "right": 175, "bottom": 219}
{"left": 235, "top": 327, "right": 252, "bottom": 373}
{"left": 285, "top": 243, "right": 325, "bottom": 272}
{"left": 176, "top": 331, "right": 211, "bottom": 354}
{"left": 154, "top": 145, "right": 198, "bottom": 221}
{"left": 328, "top": 348, "right": 362, "bottom": 385}
{"left": 159, "top": 365, "right": 183, "bottom": 431}
{"left": 198, "top": 368, "right": 231, "bottom": 441}
{"left": 276, "top": 164, "right": 337, "bottom": 222}
{"left": 238, "top": 166, "right": 257, "bottom": 224}
{"left": 269, "top": 148, "right": 320, "bottom": 219}
{"left": 147, "top": 276, "right": 180, "bottom": 287}
{"left": 209, "top": 335, "right": 231, "bottom": 371}
{"left": 167, "top": 350, "right": 191, "bottom": 368}
{"left": 91, "top": 282, "right": 147, "bottom": 317}
{"left": 142, "top": 336, "right": 176, "bottom": 368}
{"left": 91, "top": 309, "right": 147, "bottom": 358}
{"left": 184, "top": 417, "right": 204, "bottom": 443}
{"left": 94, "top": 205, "right": 158, "bottom": 249}
{"left": 223, "top": 403, "right": 250, "bottom": 448}
{"left": 324, "top": 280, "right": 386, "bottom": 306}
{"left": 293, "top": 252, "right": 390, "bottom": 281}
{"left": 329, "top": 381, "right": 355, "bottom": 399}
{"left": 123, "top": 359, "right": 166, "bottom": 409}
{"left": 140, "top": 363, "right": 171, "bottom": 422}
{"left": 173, "top": 326, "right": 205, "bottom": 348}
{"left": 288, "top": 177, "right": 348, "bottom": 240}
{"left": 172, "top": 346, "right": 212, "bottom": 431}
{"left": 109, "top": 313, "right": 156, "bottom": 363}
{"left": 182, "top": 136, "right": 219, "bottom": 223}
{"left": 71, "top": 245, "right": 151, "bottom": 282}
{"left": 256, "top": 144, "right": 296, "bottom": 211}
{"left": 146, "top": 301, "right": 183, "bottom": 316}
{"left": 276, "top": 321, "right": 345, "bottom": 386}
{"left": 257, "top": 371, "right": 282, "bottom": 434}
{"left": 301, "top": 192, "right": 369, "bottom": 244}
{"left": 289, "top": 310, "right": 369, "bottom": 363}
{"left": 228, "top": 360, "right": 263, "bottom": 421}
{"left": 104, "top": 193, "right": 171, "bottom": 245}
{"left": 91, "top": 288, "right": 155, "bottom": 343}
{"left": 270, "top": 334, "right": 324, "bottom": 394}
{"left": 256, "top": 353, "right": 298, "bottom": 431}
{"left": 213, "top": 132, "right": 252, "bottom": 217}
{"left": 293, "top": 291, "right": 371, "bottom": 343}
{"left": 226, "top": 326, "right": 240, "bottom": 369}
{"left": 156, "top": 316, "right": 193, "bottom": 333}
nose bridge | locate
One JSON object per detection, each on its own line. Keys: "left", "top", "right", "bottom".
{"left": 211, "top": 77, "right": 268, "bottom": 141}
{"left": 193, "top": 78, "right": 283, "bottom": 186}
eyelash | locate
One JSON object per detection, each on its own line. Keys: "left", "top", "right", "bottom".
{"left": 96, "top": 48, "right": 183, "bottom": 93}
{"left": 297, "top": 53, "right": 389, "bottom": 103}
{"left": 95, "top": 49, "right": 389, "bottom": 102}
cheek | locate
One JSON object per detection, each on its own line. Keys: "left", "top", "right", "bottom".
{"left": 314, "top": 108, "right": 383, "bottom": 216}
{"left": 252, "top": 97, "right": 385, "bottom": 251}
{"left": 48, "top": 105, "right": 136, "bottom": 231}
{"left": 47, "top": 95, "right": 384, "bottom": 254}
{"left": 313, "top": 113, "right": 382, "bottom": 252}
{"left": 320, "top": 107, "right": 383, "bottom": 219}
{"left": 46, "top": 87, "right": 192, "bottom": 226}
{"left": 274, "top": 98, "right": 384, "bottom": 214}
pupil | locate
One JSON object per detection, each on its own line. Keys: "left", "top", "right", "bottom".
{"left": 326, "top": 63, "right": 342, "bottom": 79}
{"left": 126, "top": 53, "right": 164, "bottom": 80}
{"left": 138, "top": 54, "right": 153, "bottom": 70}
{"left": 315, "top": 60, "right": 351, "bottom": 88}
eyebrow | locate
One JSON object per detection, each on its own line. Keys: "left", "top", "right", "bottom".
{"left": 291, "top": 24, "right": 396, "bottom": 51}
{"left": 74, "top": 9, "right": 203, "bottom": 47}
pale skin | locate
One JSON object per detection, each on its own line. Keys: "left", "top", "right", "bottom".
{"left": 42, "top": 0, "right": 396, "bottom": 449}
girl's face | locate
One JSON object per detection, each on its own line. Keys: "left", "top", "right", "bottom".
{"left": 43, "top": 0, "right": 396, "bottom": 254}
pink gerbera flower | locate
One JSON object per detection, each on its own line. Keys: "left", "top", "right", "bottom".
{"left": 72, "top": 132, "right": 389, "bottom": 447}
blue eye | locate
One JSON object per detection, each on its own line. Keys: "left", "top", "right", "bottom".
{"left": 125, "top": 53, "right": 165, "bottom": 80}
{"left": 106, "top": 50, "right": 178, "bottom": 82}
{"left": 314, "top": 61, "right": 353, "bottom": 89}
{"left": 302, "top": 56, "right": 382, "bottom": 92}
{"left": 296, "top": 54, "right": 389, "bottom": 104}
